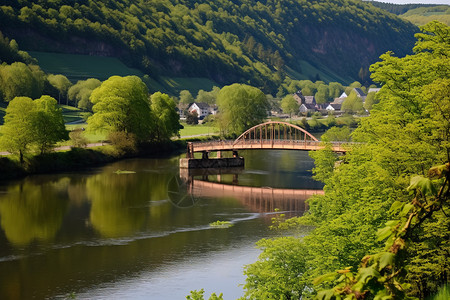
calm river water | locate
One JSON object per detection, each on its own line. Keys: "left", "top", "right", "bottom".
{"left": 0, "top": 150, "right": 322, "bottom": 300}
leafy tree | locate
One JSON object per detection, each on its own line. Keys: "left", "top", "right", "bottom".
{"left": 280, "top": 94, "right": 298, "bottom": 118}
{"left": 363, "top": 91, "right": 378, "bottom": 111}
{"left": 150, "top": 92, "right": 181, "bottom": 141}
{"left": 47, "top": 74, "right": 72, "bottom": 104}
{"left": 315, "top": 84, "right": 330, "bottom": 104}
{"left": 243, "top": 237, "right": 308, "bottom": 299}
{"left": 0, "top": 97, "right": 36, "bottom": 163}
{"left": 68, "top": 78, "right": 101, "bottom": 111}
{"left": 328, "top": 82, "right": 344, "bottom": 99}
{"left": 179, "top": 89, "right": 194, "bottom": 104}
{"left": 341, "top": 91, "right": 363, "bottom": 114}
{"left": 32, "top": 95, "right": 68, "bottom": 153}
{"left": 0, "top": 95, "right": 68, "bottom": 160}
{"left": 196, "top": 86, "right": 220, "bottom": 104}
{"left": 87, "top": 76, "right": 153, "bottom": 142}
{"left": 186, "top": 111, "right": 199, "bottom": 125}
{"left": 0, "top": 62, "right": 45, "bottom": 102}
{"left": 216, "top": 83, "right": 269, "bottom": 136}
{"left": 242, "top": 21, "right": 450, "bottom": 299}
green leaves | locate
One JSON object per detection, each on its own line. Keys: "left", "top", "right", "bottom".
{"left": 407, "top": 175, "right": 437, "bottom": 196}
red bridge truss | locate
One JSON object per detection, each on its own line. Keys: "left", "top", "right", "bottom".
{"left": 186, "top": 121, "right": 348, "bottom": 158}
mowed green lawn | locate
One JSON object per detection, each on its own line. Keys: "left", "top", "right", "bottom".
{"left": 179, "top": 123, "right": 219, "bottom": 137}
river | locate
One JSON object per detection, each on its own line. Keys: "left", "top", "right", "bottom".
{"left": 0, "top": 150, "right": 322, "bottom": 299}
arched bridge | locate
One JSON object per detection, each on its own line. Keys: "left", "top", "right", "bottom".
{"left": 186, "top": 121, "right": 348, "bottom": 158}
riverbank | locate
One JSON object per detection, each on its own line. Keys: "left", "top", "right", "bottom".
{"left": 0, "top": 140, "right": 187, "bottom": 181}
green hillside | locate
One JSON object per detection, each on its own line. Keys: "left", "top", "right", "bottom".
{"left": 367, "top": 1, "right": 450, "bottom": 26}
{"left": 29, "top": 51, "right": 144, "bottom": 82}
{"left": 31, "top": 51, "right": 219, "bottom": 95}
{"left": 0, "top": 0, "right": 418, "bottom": 93}
{"left": 401, "top": 6, "right": 450, "bottom": 26}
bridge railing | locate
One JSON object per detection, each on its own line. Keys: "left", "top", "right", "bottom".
{"left": 190, "top": 139, "right": 352, "bottom": 151}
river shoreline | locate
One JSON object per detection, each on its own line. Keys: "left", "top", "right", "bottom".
{"left": 0, "top": 140, "right": 187, "bottom": 181}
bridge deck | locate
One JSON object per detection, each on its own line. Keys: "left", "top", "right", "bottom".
{"left": 191, "top": 140, "right": 348, "bottom": 153}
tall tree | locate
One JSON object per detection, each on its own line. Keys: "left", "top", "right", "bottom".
{"left": 150, "top": 92, "right": 181, "bottom": 142}
{"left": 216, "top": 83, "right": 269, "bottom": 136}
{"left": 32, "top": 95, "right": 68, "bottom": 153}
{"left": 0, "top": 97, "right": 36, "bottom": 163}
{"left": 87, "top": 76, "right": 153, "bottom": 142}
{"left": 68, "top": 78, "right": 101, "bottom": 111}
{"left": 47, "top": 74, "right": 72, "bottom": 105}
{"left": 179, "top": 89, "right": 194, "bottom": 104}
{"left": 280, "top": 94, "right": 298, "bottom": 118}
{"left": 242, "top": 21, "right": 450, "bottom": 299}
{"left": 0, "top": 62, "right": 45, "bottom": 102}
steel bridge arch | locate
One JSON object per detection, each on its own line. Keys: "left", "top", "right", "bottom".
{"left": 233, "top": 121, "right": 318, "bottom": 145}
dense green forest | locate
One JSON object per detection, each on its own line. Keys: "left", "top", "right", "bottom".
{"left": 0, "top": 0, "right": 418, "bottom": 93}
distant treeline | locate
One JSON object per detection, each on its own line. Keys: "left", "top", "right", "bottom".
{"left": 0, "top": 0, "right": 417, "bottom": 93}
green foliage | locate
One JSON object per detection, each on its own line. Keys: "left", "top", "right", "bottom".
{"left": 242, "top": 237, "right": 308, "bottom": 300}
{"left": 196, "top": 87, "right": 219, "bottom": 104}
{"left": 0, "top": 95, "right": 67, "bottom": 162}
{"left": 179, "top": 89, "right": 194, "bottom": 104}
{"left": 88, "top": 76, "right": 153, "bottom": 142}
{"left": 209, "top": 220, "right": 233, "bottom": 228}
{"left": 401, "top": 6, "right": 450, "bottom": 26}
{"left": 32, "top": 95, "right": 68, "bottom": 153}
{"left": 0, "top": 97, "right": 35, "bottom": 162}
{"left": 280, "top": 94, "right": 299, "bottom": 118}
{"left": 47, "top": 74, "right": 71, "bottom": 105}
{"left": 316, "top": 164, "right": 449, "bottom": 299}
{"left": 68, "top": 78, "right": 102, "bottom": 111}
{"left": 363, "top": 91, "right": 378, "bottom": 111}
{"left": 186, "top": 289, "right": 223, "bottom": 300}
{"left": 186, "top": 111, "right": 198, "bottom": 125}
{"left": 107, "top": 131, "right": 137, "bottom": 155}
{"left": 341, "top": 91, "right": 364, "bottom": 114}
{"left": 150, "top": 92, "right": 181, "bottom": 141}
{"left": 216, "top": 83, "right": 268, "bottom": 136}
{"left": 242, "top": 21, "right": 450, "bottom": 299}
{"left": 0, "top": 0, "right": 418, "bottom": 93}
{"left": 69, "top": 129, "right": 88, "bottom": 148}
{"left": 0, "top": 62, "right": 45, "bottom": 102}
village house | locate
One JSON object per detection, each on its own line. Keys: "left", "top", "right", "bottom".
{"left": 293, "top": 90, "right": 318, "bottom": 114}
{"left": 326, "top": 103, "right": 342, "bottom": 111}
{"left": 299, "top": 103, "right": 317, "bottom": 114}
{"left": 293, "top": 90, "right": 305, "bottom": 104}
{"left": 187, "top": 102, "right": 215, "bottom": 119}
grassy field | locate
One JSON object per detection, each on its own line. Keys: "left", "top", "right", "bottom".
{"left": 30, "top": 51, "right": 220, "bottom": 96}
{"left": 30, "top": 51, "right": 144, "bottom": 82}
{"left": 179, "top": 123, "right": 219, "bottom": 137}
{"left": 60, "top": 105, "right": 86, "bottom": 124}
{"left": 285, "top": 60, "right": 354, "bottom": 85}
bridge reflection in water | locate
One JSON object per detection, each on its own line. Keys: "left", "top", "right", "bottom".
{"left": 175, "top": 168, "right": 324, "bottom": 215}
{"left": 191, "top": 179, "right": 323, "bottom": 214}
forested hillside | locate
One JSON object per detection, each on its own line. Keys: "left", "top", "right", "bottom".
{"left": 0, "top": 0, "right": 418, "bottom": 93}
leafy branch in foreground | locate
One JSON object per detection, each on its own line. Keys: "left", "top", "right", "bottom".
{"left": 315, "top": 163, "right": 450, "bottom": 299}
